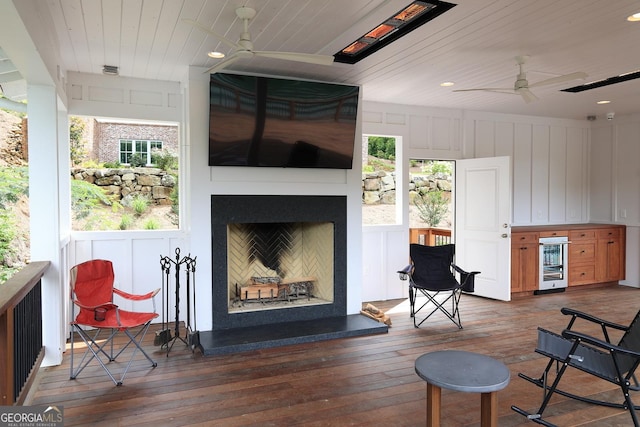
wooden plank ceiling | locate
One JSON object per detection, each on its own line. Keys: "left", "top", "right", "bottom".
{"left": 3, "top": 0, "right": 640, "bottom": 120}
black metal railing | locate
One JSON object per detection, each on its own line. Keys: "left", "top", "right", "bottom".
{"left": 0, "top": 261, "right": 49, "bottom": 405}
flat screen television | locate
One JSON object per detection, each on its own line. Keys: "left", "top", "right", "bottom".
{"left": 208, "top": 73, "right": 359, "bottom": 169}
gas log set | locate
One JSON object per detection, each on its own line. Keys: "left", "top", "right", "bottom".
{"left": 234, "top": 276, "right": 316, "bottom": 304}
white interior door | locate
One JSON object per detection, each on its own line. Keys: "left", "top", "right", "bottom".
{"left": 455, "top": 156, "right": 511, "bottom": 301}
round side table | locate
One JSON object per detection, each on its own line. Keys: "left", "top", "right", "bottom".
{"left": 415, "top": 350, "right": 510, "bottom": 427}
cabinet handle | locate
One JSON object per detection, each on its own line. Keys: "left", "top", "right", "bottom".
{"left": 581, "top": 233, "right": 586, "bottom": 237}
{"left": 581, "top": 250, "right": 585, "bottom": 253}
{"left": 521, "top": 247, "right": 527, "bottom": 250}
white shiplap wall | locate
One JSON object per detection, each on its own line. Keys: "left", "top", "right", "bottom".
{"left": 361, "top": 102, "right": 593, "bottom": 301}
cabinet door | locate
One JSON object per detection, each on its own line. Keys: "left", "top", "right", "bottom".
{"left": 596, "top": 228, "right": 624, "bottom": 282}
{"left": 511, "top": 243, "right": 538, "bottom": 292}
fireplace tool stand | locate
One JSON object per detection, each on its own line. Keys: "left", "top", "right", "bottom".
{"left": 156, "top": 248, "right": 198, "bottom": 356}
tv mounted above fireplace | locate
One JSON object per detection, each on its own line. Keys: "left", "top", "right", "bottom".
{"left": 208, "top": 73, "right": 360, "bottom": 169}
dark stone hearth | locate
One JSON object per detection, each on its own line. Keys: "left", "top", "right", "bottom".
{"left": 198, "top": 314, "right": 388, "bottom": 356}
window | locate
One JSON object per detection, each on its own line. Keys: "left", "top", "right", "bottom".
{"left": 120, "top": 140, "right": 163, "bottom": 165}
{"left": 70, "top": 117, "right": 179, "bottom": 231}
{"left": 362, "top": 135, "right": 398, "bottom": 225}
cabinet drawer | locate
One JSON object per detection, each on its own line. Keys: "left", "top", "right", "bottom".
{"left": 569, "top": 242, "right": 596, "bottom": 262}
{"left": 569, "top": 230, "right": 596, "bottom": 241}
{"left": 597, "top": 228, "right": 621, "bottom": 240}
{"left": 512, "top": 232, "right": 538, "bottom": 244}
{"left": 540, "top": 230, "right": 567, "bottom": 238}
{"left": 569, "top": 265, "right": 596, "bottom": 285}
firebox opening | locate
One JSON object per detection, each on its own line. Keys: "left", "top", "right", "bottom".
{"left": 227, "top": 221, "right": 334, "bottom": 313}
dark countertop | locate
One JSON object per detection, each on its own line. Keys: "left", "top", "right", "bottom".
{"left": 512, "top": 223, "right": 625, "bottom": 233}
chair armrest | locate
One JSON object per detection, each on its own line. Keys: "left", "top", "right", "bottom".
{"left": 113, "top": 287, "right": 160, "bottom": 301}
{"left": 562, "top": 329, "right": 640, "bottom": 359}
{"left": 561, "top": 307, "right": 628, "bottom": 331}
{"left": 452, "top": 265, "right": 480, "bottom": 293}
{"left": 451, "top": 264, "right": 480, "bottom": 276}
{"left": 397, "top": 264, "right": 412, "bottom": 281}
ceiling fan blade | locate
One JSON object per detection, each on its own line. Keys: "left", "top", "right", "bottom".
{"left": 253, "top": 50, "right": 334, "bottom": 66}
{"left": 517, "top": 88, "right": 538, "bottom": 103}
{"left": 453, "top": 88, "right": 514, "bottom": 93}
{"left": 183, "top": 18, "right": 239, "bottom": 50}
{"left": 204, "top": 55, "right": 242, "bottom": 74}
{"left": 528, "top": 72, "right": 588, "bottom": 88}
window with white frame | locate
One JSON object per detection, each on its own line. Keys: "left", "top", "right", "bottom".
{"left": 119, "top": 139, "right": 163, "bottom": 165}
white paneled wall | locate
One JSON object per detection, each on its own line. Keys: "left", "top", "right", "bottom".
{"left": 591, "top": 114, "right": 640, "bottom": 288}
{"left": 463, "top": 113, "right": 590, "bottom": 225}
{"left": 71, "top": 231, "right": 188, "bottom": 317}
{"left": 362, "top": 102, "right": 592, "bottom": 301}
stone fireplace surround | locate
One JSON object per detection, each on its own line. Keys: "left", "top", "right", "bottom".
{"left": 196, "top": 194, "right": 388, "bottom": 355}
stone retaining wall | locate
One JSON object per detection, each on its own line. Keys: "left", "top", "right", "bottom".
{"left": 71, "top": 167, "right": 176, "bottom": 206}
{"left": 362, "top": 171, "right": 452, "bottom": 204}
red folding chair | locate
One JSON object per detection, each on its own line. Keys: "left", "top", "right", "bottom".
{"left": 69, "top": 259, "right": 159, "bottom": 385}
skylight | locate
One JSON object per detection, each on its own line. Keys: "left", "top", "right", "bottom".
{"left": 334, "top": 1, "right": 457, "bottom": 64}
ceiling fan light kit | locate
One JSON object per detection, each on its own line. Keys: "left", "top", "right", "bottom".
{"left": 185, "top": 7, "right": 334, "bottom": 74}
{"left": 453, "top": 55, "right": 587, "bottom": 103}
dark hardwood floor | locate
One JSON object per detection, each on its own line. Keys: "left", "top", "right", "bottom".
{"left": 28, "top": 285, "right": 640, "bottom": 426}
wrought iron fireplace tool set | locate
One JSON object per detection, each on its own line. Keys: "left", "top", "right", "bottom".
{"left": 155, "top": 248, "right": 199, "bottom": 355}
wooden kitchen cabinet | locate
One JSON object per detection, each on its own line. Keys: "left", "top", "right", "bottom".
{"left": 568, "top": 229, "right": 597, "bottom": 286}
{"left": 512, "top": 224, "right": 626, "bottom": 295}
{"left": 511, "top": 232, "right": 539, "bottom": 293}
{"left": 596, "top": 227, "right": 625, "bottom": 282}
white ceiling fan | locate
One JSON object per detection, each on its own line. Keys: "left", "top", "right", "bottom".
{"left": 184, "top": 7, "right": 335, "bottom": 73}
{"left": 453, "top": 55, "right": 588, "bottom": 103}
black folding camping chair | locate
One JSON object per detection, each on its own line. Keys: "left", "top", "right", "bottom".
{"left": 398, "top": 243, "right": 479, "bottom": 329}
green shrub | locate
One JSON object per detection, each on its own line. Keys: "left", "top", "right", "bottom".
{"left": 421, "top": 160, "right": 452, "bottom": 176}
{"left": 0, "top": 266, "right": 19, "bottom": 284}
{"left": 69, "top": 116, "right": 87, "bottom": 166}
{"left": 129, "top": 153, "right": 146, "bottom": 167}
{"left": 103, "top": 161, "right": 122, "bottom": 169}
{"left": 0, "top": 209, "right": 16, "bottom": 266}
{"left": 169, "top": 176, "right": 179, "bottom": 215}
{"left": 131, "top": 195, "right": 149, "bottom": 216}
{"left": 414, "top": 190, "right": 449, "bottom": 227}
{"left": 151, "top": 149, "right": 178, "bottom": 171}
{"left": 144, "top": 218, "right": 159, "bottom": 230}
{"left": 79, "top": 159, "right": 101, "bottom": 169}
{"left": 71, "top": 180, "right": 111, "bottom": 219}
{"left": 367, "top": 136, "right": 396, "bottom": 160}
{"left": 0, "top": 167, "right": 29, "bottom": 209}
{"left": 119, "top": 214, "right": 133, "bottom": 230}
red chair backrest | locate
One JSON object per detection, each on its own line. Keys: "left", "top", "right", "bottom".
{"left": 70, "top": 259, "right": 115, "bottom": 307}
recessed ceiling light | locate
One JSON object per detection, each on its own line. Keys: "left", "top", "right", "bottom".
{"left": 627, "top": 12, "right": 640, "bottom": 22}
{"left": 208, "top": 51, "right": 225, "bottom": 59}
{"left": 597, "top": 100, "right": 611, "bottom": 104}
{"left": 440, "top": 81, "right": 455, "bottom": 87}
